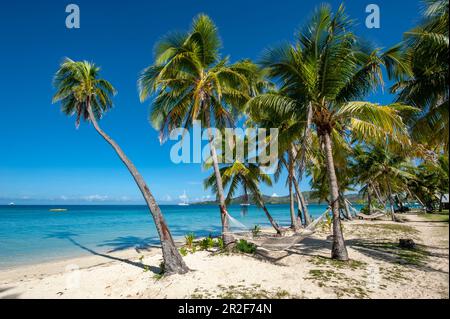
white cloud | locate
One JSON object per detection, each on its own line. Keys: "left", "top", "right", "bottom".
{"left": 271, "top": 193, "right": 280, "bottom": 198}
{"left": 82, "top": 195, "right": 109, "bottom": 202}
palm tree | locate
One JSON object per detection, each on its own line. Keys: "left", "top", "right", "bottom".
{"left": 389, "top": 0, "right": 449, "bottom": 151}
{"left": 352, "top": 144, "right": 416, "bottom": 221}
{"left": 52, "top": 58, "right": 188, "bottom": 274}
{"left": 138, "top": 15, "right": 255, "bottom": 245}
{"left": 247, "top": 4, "right": 411, "bottom": 260}
{"left": 204, "top": 156, "right": 284, "bottom": 236}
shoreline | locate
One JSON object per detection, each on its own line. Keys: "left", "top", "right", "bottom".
{"left": 1, "top": 213, "right": 448, "bottom": 299}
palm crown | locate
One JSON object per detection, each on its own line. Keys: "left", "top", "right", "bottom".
{"left": 247, "top": 4, "right": 412, "bottom": 145}
{"left": 52, "top": 58, "right": 116, "bottom": 127}
{"left": 138, "top": 14, "right": 255, "bottom": 141}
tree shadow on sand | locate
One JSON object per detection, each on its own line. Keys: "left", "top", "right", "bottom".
{"left": 276, "top": 236, "right": 448, "bottom": 275}
{"left": 97, "top": 236, "right": 161, "bottom": 253}
{"left": 44, "top": 232, "right": 161, "bottom": 274}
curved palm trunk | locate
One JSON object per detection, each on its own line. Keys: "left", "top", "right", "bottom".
{"left": 322, "top": 132, "right": 349, "bottom": 261}
{"left": 386, "top": 183, "right": 398, "bottom": 222}
{"left": 374, "top": 185, "right": 386, "bottom": 206}
{"left": 293, "top": 176, "right": 312, "bottom": 225}
{"left": 205, "top": 111, "right": 233, "bottom": 245}
{"left": 367, "top": 186, "right": 372, "bottom": 214}
{"left": 340, "top": 193, "right": 352, "bottom": 220}
{"left": 86, "top": 105, "right": 188, "bottom": 275}
{"left": 259, "top": 201, "right": 283, "bottom": 236}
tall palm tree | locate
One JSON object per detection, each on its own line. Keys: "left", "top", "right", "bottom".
{"left": 138, "top": 15, "right": 255, "bottom": 245}
{"left": 52, "top": 58, "right": 188, "bottom": 274}
{"left": 389, "top": 0, "right": 449, "bottom": 151}
{"left": 247, "top": 4, "right": 411, "bottom": 260}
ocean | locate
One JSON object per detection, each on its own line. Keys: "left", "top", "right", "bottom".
{"left": 0, "top": 204, "right": 346, "bottom": 269}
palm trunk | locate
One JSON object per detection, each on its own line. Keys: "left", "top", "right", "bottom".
{"left": 86, "top": 104, "right": 188, "bottom": 275}
{"left": 297, "top": 102, "right": 313, "bottom": 178}
{"left": 439, "top": 193, "right": 443, "bottom": 212}
{"left": 373, "top": 185, "right": 386, "bottom": 207}
{"left": 367, "top": 187, "right": 372, "bottom": 214}
{"left": 259, "top": 201, "right": 283, "bottom": 236}
{"left": 293, "top": 176, "right": 312, "bottom": 225}
{"left": 205, "top": 109, "right": 233, "bottom": 245}
{"left": 340, "top": 193, "right": 352, "bottom": 220}
{"left": 386, "top": 183, "right": 398, "bottom": 222}
{"left": 322, "top": 132, "right": 348, "bottom": 261}
{"left": 288, "top": 153, "right": 300, "bottom": 231}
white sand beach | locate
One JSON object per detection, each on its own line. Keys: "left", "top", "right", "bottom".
{"left": 0, "top": 212, "right": 448, "bottom": 299}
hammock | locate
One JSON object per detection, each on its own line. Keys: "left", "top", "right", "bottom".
{"left": 226, "top": 208, "right": 330, "bottom": 252}
{"left": 355, "top": 210, "right": 386, "bottom": 220}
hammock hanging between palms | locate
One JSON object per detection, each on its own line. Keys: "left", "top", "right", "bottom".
{"left": 224, "top": 208, "right": 330, "bottom": 252}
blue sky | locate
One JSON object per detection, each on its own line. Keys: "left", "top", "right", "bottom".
{"left": 0, "top": 0, "right": 422, "bottom": 205}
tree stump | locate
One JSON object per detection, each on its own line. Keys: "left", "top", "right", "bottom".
{"left": 399, "top": 239, "right": 416, "bottom": 249}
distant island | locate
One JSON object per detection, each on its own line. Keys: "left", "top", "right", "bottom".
{"left": 192, "top": 192, "right": 365, "bottom": 205}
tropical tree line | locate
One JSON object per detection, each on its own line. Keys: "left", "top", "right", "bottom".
{"left": 52, "top": 0, "right": 448, "bottom": 273}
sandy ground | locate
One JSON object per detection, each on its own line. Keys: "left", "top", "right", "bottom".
{"left": 0, "top": 212, "right": 448, "bottom": 299}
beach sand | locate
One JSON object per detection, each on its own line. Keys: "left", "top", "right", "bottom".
{"left": 0, "top": 212, "right": 448, "bottom": 299}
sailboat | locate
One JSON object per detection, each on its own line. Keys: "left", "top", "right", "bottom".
{"left": 178, "top": 191, "right": 190, "bottom": 206}
{"left": 8, "top": 202, "right": 15, "bottom": 206}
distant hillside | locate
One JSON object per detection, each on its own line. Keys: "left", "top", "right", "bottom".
{"left": 193, "top": 192, "right": 365, "bottom": 205}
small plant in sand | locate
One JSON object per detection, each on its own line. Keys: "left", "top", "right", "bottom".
{"left": 321, "top": 211, "right": 333, "bottom": 233}
{"left": 235, "top": 239, "right": 257, "bottom": 254}
{"left": 185, "top": 233, "right": 195, "bottom": 248}
{"left": 179, "top": 247, "right": 188, "bottom": 256}
{"left": 153, "top": 261, "right": 166, "bottom": 280}
{"left": 215, "top": 237, "right": 224, "bottom": 250}
{"left": 252, "top": 225, "right": 262, "bottom": 237}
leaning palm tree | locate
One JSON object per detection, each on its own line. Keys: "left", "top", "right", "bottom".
{"left": 52, "top": 58, "right": 188, "bottom": 274}
{"left": 247, "top": 4, "right": 412, "bottom": 260}
{"left": 139, "top": 15, "right": 255, "bottom": 245}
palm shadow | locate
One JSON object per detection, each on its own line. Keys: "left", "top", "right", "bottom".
{"left": 97, "top": 236, "right": 161, "bottom": 253}
{"left": 44, "top": 232, "right": 161, "bottom": 274}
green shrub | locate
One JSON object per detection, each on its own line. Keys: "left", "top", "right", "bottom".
{"left": 215, "top": 237, "right": 224, "bottom": 250}
{"left": 179, "top": 247, "right": 188, "bottom": 256}
{"left": 235, "top": 239, "right": 256, "bottom": 254}
{"left": 200, "top": 237, "right": 215, "bottom": 250}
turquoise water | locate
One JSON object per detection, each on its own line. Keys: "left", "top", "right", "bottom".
{"left": 0, "top": 204, "right": 337, "bottom": 269}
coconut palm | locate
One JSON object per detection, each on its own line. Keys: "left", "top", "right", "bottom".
{"left": 203, "top": 157, "right": 284, "bottom": 236}
{"left": 352, "top": 144, "right": 416, "bottom": 221}
{"left": 247, "top": 4, "right": 412, "bottom": 260}
{"left": 389, "top": 0, "right": 449, "bottom": 151}
{"left": 52, "top": 58, "right": 188, "bottom": 274}
{"left": 138, "top": 15, "right": 255, "bottom": 245}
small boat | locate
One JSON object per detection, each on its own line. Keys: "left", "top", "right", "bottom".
{"left": 49, "top": 208, "right": 68, "bottom": 212}
{"left": 240, "top": 203, "right": 250, "bottom": 206}
{"left": 178, "top": 191, "right": 190, "bottom": 206}
{"left": 8, "top": 202, "right": 15, "bottom": 206}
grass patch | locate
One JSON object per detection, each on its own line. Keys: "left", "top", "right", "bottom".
{"left": 306, "top": 269, "right": 369, "bottom": 298}
{"left": 191, "top": 284, "right": 299, "bottom": 299}
{"left": 310, "top": 256, "right": 367, "bottom": 270}
{"left": 423, "top": 212, "right": 449, "bottom": 223}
